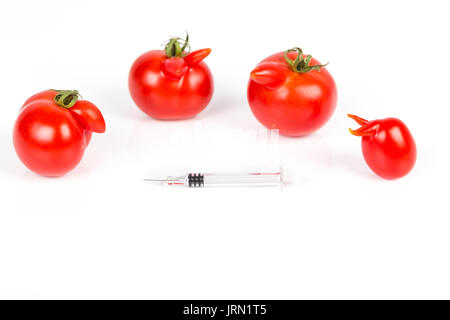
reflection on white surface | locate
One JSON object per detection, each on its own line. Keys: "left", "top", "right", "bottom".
{"left": 130, "top": 120, "right": 282, "bottom": 179}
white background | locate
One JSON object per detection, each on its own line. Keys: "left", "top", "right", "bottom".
{"left": 0, "top": 0, "right": 449, "bottom": 299}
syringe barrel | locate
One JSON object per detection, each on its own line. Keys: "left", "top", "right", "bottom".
{"left": 188, "top": 172, "right": 282, "bottom": 188}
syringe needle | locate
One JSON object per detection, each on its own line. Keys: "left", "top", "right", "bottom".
{"left": 143, "top": 170, "right": 283, "bottom": 188}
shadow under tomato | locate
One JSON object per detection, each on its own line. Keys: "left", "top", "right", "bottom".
{"left": 332, "top": 151, "right": 379, "bottom": 180}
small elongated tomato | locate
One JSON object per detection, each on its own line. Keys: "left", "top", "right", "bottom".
{"left": 348, "top": 114, "right": 417, "bottom": 179}
{"left": 248, "top": 47, "right": 337, "bottom": 136}
{"left": 13, "top": 90, "right": 105, "bottom": 176}
{"left": 129, "top": 34, "right": 214, "bottom": 120}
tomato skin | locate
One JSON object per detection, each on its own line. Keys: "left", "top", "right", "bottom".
{"left": 84, "top": 130, "right": 92, "bottom": 146}
{"left": 70, "top": 100, "right": 106, "bottom": 133}
{"left": 13, "top": 100, "right": 86, "bottom": 176}
{"left": 128, "top": 50, "right": 214, "bottom": 120}
{"left": 349, "top": 115, "right": 417, "bottom": 179}
{"left": 247, "top": 51, "right": 337, "bottom": 136}
{"left": 21, "top": 89, "right": 57, "bottom": 109}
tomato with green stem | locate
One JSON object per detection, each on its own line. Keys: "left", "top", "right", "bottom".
{"left": 348, "top": 114, "right": 417, "bottom": 179}
{"left": 248, "top": 47, "right": 337, "bottom": 136}
{"left": 128, "top": 34, "right": 214, "bottom": 120}
{"left": 13, "top": 89, "right": 106, "bottom": 176}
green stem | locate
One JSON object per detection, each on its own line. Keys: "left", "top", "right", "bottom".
{"left": 283, "top": 47, "right": 328, "bottom": 73}
{"left": 164, "top": 32, "right": 191, "bottom": 58}
{"left": 50, "top": 89, "right": 81, "bottom": 109}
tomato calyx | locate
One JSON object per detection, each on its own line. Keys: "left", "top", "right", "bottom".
{"left": 162, "top": 33, "right": 211, "bottom": 79}
{"left": 164, "top": 33, "right": 191, "bottom": 58}
{"left": 51, "top": 89, "right": 82, "bottom": 109}
{"left": 348, "top": 114, "right": 379, "bottom": 137}
{"left": 284, "top": 47, "right": 328, "bottom": 73}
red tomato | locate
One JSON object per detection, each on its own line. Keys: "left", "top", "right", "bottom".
{"left": 13, "top": 90, "right": 106, "bottom": 176}
{"left": 348, "top": 114, "right": 417, "bottom": 179}
{"left": 247, "top": 47, "right": 337, "bottom": 136}
{"left": 21, "top": 90, "right": 99, "bottom": 145}
{"left": 128, "top": 34, "right": 214, "bottom": 120}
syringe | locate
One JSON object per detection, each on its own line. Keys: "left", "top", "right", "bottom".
{"left": 144, "top": 170, "right": 282, "bottom": 188}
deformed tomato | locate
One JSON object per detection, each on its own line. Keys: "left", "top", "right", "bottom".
{"left": 247, "top": 47, "right": 337, "bottom": 136}
{"left": 13, "top": 89, "right": 105, "bottom": 176}
{"left": 128, "top": 34, "right": 214, "bottom": 120}
{"left": 348, "top": 114, "right": 417, "bottom": 179}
